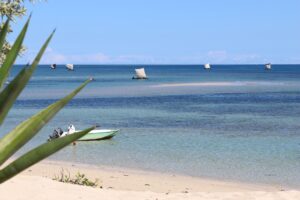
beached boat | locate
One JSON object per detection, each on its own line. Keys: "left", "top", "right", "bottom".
{"left": 204, "top": 63, "right": 211, "bottom": 70}
{"left": 66, "top": 64, "right": 74, "bottom": 71}
{"left": 50, "top": 64, "right": 56, "bottom": 69}
{"left": 49, "top": 127, "right": 119, "bottom": 141}
{"left": 265, "top": 63, "right": 271, "bottom": 70}
{"left": 132, "top": 68, "right": 148, "bottom": 79}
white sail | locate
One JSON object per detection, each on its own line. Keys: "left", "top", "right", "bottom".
{"left": 66, "top": 64, "right": 74, "bottom": 70}
{"left": 50, "top": 64, "right": 56, "bottom": 69}
{"left": 135, "top": 68, "right": 147, "bottom": 79}
{"left": 265, "top": 63, "right": 271, "bottom": 70}
{"left": 204, "top": 63, "right": 211, "bottom": 69}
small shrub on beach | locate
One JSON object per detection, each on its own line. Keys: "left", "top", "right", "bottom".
{"left": 53, "top": 169, "right": 99, "bottom": 187}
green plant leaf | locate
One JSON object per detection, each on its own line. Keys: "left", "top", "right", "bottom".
{"left": 0, "top": 19, "right": 10, "bottom": 51}
{"left": 0, "top": 30, "right": 55, "bottom": 125}
{"left": 0, "top": 126, "right": 95, "bottom": 184}
{"left": 0, "top": 16, "right": 30, "bottom": 88}
{"left": 0, "top": 79, "right": 92, "bottom": 166}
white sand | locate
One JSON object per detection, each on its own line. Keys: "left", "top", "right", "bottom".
{"left": 0, "top": 160, "right": 299, "bottom": 200}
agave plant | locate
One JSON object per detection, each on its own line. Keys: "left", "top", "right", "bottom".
{"left": 0, "top": 17, "right": 94, "bottom": 184}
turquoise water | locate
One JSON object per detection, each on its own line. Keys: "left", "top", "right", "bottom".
{"left": 1, "top": 65, "right": 300, "bottom": 188}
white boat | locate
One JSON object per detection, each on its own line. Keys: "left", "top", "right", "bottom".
{"left": 132, "top": 67, "right": 147, "bottom": 79}
{"left": 50, "top": 64, "right": 56, "bottom": 69}
{"left": 63, "top": 129, "right": 119, "bottom": 141}
{"left": 204, "top": 63, "right": 211, "bottom": 70}
{"left": 66, "top": 64, "right": 74, "bottom": 71}
{"left": 48, "top": 125, "right": 119, "bottom": 141}
{"left": 265, "top": 63, "right": 271, "bottom": 70}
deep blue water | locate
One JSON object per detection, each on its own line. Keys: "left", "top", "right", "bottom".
{"left": 1, "top": 65, "right": 300, "bottom": 188}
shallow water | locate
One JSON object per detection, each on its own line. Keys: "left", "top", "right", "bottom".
{"left": 1, "top": 65, "right": 300, "bottom": 188}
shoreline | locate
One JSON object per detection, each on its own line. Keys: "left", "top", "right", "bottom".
{"left": 1, "top": 159, "right": 300, "bottom": 199}
{"left": 21, "top": 159, "right": 280, "bottom": 192}
{"left": 42, "top": 159, "right": 300, "bottom": 190}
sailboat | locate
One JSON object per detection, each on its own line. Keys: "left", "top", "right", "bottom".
{"left": 50, "top": 64, "right": 56, "bottom": 69}
{"left": 132, "top": 68, "right": 148, "bottom": 79}
{"left": 66, "top": 64, "right": 74, "bottom": 71}
{"left": 204, "top": 63, "right": 211, "bottom": 70}
{"left": 265, "top": 63, "right": 271, "bottom": 70}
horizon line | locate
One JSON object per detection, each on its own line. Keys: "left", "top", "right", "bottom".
{"left": 13, "top": 63, "right": 300, "bottom": 66}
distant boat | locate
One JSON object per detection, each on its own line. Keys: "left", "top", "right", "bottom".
{"left": 204, "top": 63, "right": 211, "bottom": 70}
{"left": 66, "top": 64, "right": 74, "bottom": 71}
{"left": 50, "top": 64, "right": 56, "bottom": 69}
{"left": 132, "top": 68, "right": 148, "bottom": 79}
{"left": 265, "top": 63, "right": 271, "bottom": 70}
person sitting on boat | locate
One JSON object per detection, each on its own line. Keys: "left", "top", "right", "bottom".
{"left": 67, "top": 124, "right": 76, "bottom": 134}
{"left": 60, "top": 124, "right": 76, "bottom": 137}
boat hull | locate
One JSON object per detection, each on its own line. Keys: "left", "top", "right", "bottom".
{"left": 132, "top": 77, "right": 148, "bottom": 80}
{"left": 58, "top": 129, "right": 119, "bottom": 141}
{"left": 77, "top": 129, "right": 119, "bottom": 141}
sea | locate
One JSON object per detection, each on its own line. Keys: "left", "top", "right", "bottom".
{"left": 1, "top": 64, "right": 300, "bottom": 188}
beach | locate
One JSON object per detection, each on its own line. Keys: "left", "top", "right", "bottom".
{"left": 1, "top": 0, "right": 299, "bottom": 198}
{"left": 1, "top": 160, "right": 299, "bottom": 200}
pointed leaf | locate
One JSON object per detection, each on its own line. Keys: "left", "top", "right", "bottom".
{"left": 0, "top": 79, "right": 91, "bottom": 166}
{"left": 0, "top": 30, "right": 55, "bottom": 125}
{"left": 0, "top": 19, "right": 10, "bottom": 51}
{"left": 0, "top": 16, "right": 30, "bottom": 88}
{"left": 0, "top": 127, "right": 95, "bottom": 184}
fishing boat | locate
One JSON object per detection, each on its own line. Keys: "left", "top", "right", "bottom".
{"left": 265, "top": 63, "right": 271, "bottom": 70}
{"left": 204, "top": 63, "right": 211, "bottom": 70}
{"left": 66, "top": 64, "right": 74, "bottom": 71}
{"left": 132, "top": 68, "right": 148, "bottom": 79}
{"left": 50, "top": 64, "right": 56, "bottom": 69}
{"left": 48, "top": 125, "right": 119, "bottom": 141}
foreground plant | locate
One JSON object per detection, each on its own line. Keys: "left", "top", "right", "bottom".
{"left": 0, "top": 17, "right": 94, "bottom": 184}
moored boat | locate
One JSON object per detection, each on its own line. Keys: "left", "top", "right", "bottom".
{"left": 76, "top": 129, "right": 119, "bottom": 141}
{"left": 50, "top": 64, "right": 57, "bottom": 69}
{"left": 204, "top": 63, "right": 211, "bottom": 70}
{"left": 48, "top": 125, "right": 119, "bottom": 141}
{"left": 66, "top": 64, "right": 74, "bottom": 71}
{"left": 132, "top": 68, "right": 148, "bottom": 79}
{"left": 265, "top": 63, "right": 271, "bottom": 70}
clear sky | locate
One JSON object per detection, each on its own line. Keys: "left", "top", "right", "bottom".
{"left": 12, "top": 0, "right": 300, "bottom": 64}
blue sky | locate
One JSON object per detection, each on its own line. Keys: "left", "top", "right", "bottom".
{"left": 12, "top": 0, "right": 300, "bottom": 64}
